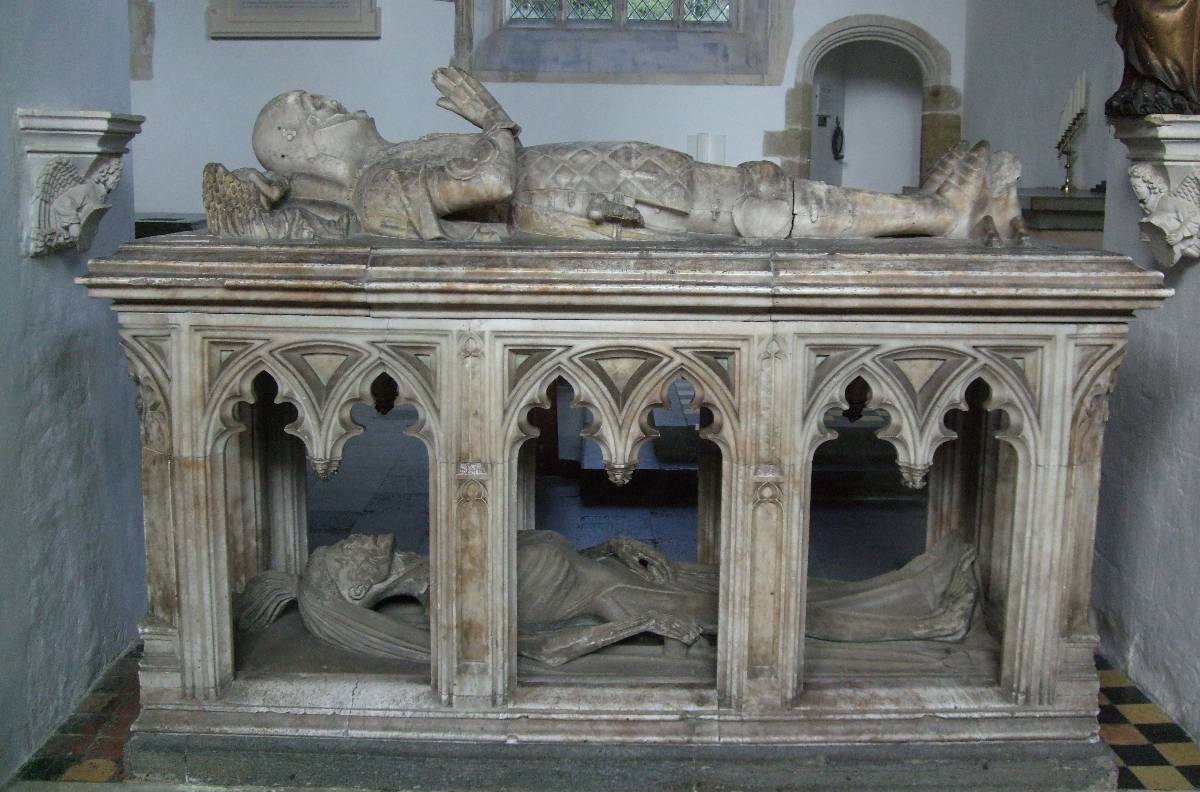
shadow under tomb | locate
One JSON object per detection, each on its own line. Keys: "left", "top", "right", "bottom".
{"left": 518, "top": 377, "right": 720, "bottom": 686}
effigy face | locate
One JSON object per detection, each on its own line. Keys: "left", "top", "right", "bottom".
{"left": 202, "top": 67, "right": 1030, "bottom": 246}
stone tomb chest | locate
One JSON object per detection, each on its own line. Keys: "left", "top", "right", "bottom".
{"left": 82, "top": 235, "right": 1168, "bottom": 786}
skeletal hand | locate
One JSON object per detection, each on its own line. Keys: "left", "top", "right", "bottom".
{"left": 432, "top": 66, "right": 519, "bottom": 134}
{"left": 612, "top": 537, "right": 674, "bottom": 584}
{"left": 643, "top": 609, "right": 702, "bottom": 644}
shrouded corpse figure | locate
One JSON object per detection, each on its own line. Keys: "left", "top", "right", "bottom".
{"left": 204, "top": 67, "right": 1027, "bottom": 245}
{"left": 240, "top": 530, "right": 979, "bottom": 667}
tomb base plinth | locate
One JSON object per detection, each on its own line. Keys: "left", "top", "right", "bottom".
{"left": 125, "top": 733, "right": 1116, "bottom": 790}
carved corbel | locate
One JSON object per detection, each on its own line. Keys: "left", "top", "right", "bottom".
{"left": 1113, "top": 115, "right": 1200, "bottom": 268}
{"left": 17, "top": 110, "right": 144, "bottom": 257}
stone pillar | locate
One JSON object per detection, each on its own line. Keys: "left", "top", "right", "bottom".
{"left": 223, "top": 403, "right": 264, "bottom": 594}
{"left": 445, "top": 331, "right": 505, "bottom": 705}
{"left": 997, "top": 338, "right": 1076, "bottom": 706}
{"left": 516, "top": 439, "right": 536, "bottom": 533}
{"left": 172, "top": 322, "right": 236, "bottom": 701}
{"left": 1061, "top": 338, "right": 1126, "bottom": 652}
{"left": 261, "top": 401, "right": 308, "bottom": 574}
{"left": 123, "top": 333, "right": 181, "bottom": 697}
{"left": 739, "top": 335, "right": 793, "bottom": 710}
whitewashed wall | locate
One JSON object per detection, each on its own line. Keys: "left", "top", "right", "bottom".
{"left": 838, "top": 41, "right": 924, "bottom": 193}
{"left": 809, "top": 49, "right": 847, "bottom": 186}
{"left": 962, "top": 0, "right": 1120, "bottom": 191}
{"left": 131, "top": 1, "right": 968, "bottom": 213}
{"left": 0, "top": 2, "right": 145, "bottom": 783}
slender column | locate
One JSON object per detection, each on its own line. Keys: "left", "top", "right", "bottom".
{"left": 696, "top": 440, "right": 722, "bottom": 564}
{"left": 925, "top": 426, "right": 957, "bottom": 547}
{"left": 516, "top": 439, "right": 536, "bottom": 533}
{"left": 171, "top": 319, "right": 235, "bottom": 700}
{"left": 123, "top": 331, "right": 181, "bottom": 696}
{"left": 973, "top": 413, "right": 1010, "bottom": 609}
{"left": 998, "top": 337, "right": 1075, "bottom": 706}
{"left": 263, "top": 402, "right": 308, "bottom": 573}
{"left": 223, "top": 403, "right": 263, "bottom": 593}
{"left": 1061, "top": 339, "right": 1126, "bottom": 643}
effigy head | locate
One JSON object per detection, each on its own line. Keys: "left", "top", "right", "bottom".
{"left": 324, "top": 533, "right": 397, "bottom": 605}
{"left": 251, "top": 90, "right": 383, "bottom": 178}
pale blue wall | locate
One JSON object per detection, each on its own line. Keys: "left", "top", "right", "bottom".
{"left": 0, "top": 2, "right": 145, "bottom": 782}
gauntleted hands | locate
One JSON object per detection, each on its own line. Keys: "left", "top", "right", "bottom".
{"left": 432, "top": 66, "right": 520, "bottom": 135}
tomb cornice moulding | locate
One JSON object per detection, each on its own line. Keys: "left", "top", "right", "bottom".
{"left": 17, "top": 109, "right": 144, "bottom": 258}
{"left": 79, "top": 237, "right": 1171, "bottom": 319}
{"left": 1113, "top": 114, "right": 1200, "bottom": 269}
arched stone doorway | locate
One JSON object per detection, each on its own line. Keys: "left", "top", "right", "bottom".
{"left": 763, "top": 15, "right": 961, "bottom": 182}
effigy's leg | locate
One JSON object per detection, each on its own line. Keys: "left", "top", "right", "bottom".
{"left": 789, "top": 141, "right": 1025, "bottom": 242}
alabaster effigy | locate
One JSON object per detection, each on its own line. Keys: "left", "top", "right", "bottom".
{"left": 202, "top": 68, "right": 1028, "bottom": 246}
{"left": 81, "top": 69, "right": 1173, "bottom": 789}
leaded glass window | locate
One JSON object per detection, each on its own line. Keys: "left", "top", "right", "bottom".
{"left": 508, "top": 0, "right": 732, "bottom": 26}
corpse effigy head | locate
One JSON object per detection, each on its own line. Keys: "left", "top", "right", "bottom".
{"left": 251, "top": 90, "right": 386, "bottom": 180}
{"left": 324, "top": 533, "right": 397, "bottom": 606}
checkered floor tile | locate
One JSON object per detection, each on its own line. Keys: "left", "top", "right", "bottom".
{"left": 13, "top": 648, "right": 1200, "bottom": 788}
{"left": 1097, "top": 656, "right": 1200, "bottom": 789}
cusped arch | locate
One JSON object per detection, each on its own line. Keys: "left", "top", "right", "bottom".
{"left": 795, "top": 14, "right": 951, "bottom": 88}
{"left": 317, "top": 361, "right": 444, "bottom": 480}
{"left": 503, "top": 359, "right": 612, "bottom": 467}
{"left": 804, "top": 362, "right": 921, "bottom": 486}
{"left": 204, "top": 341, "right": 443, "bottom": 480}
{"left": 621, "top": 363, "right": 741, "bottom": 468}
{"left": 205, "top": 353, "right": 314, "bottom": 459}
{"left": 925, "top": 360, "right": 1041, "bottom": 463}
{"left": 502, "top": 347, "right": 741, "bottom": 487}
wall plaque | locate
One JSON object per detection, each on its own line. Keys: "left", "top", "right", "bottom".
{"left": 207, "top": 0, "right": 381, "bottom": 39}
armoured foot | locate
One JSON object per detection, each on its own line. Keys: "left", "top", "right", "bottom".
{"left": 933, "top": 141, "right": 992, "bottom": 239}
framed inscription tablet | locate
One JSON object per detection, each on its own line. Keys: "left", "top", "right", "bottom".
{"left": 207, "top": 0, "right": 381, "bottom": 39}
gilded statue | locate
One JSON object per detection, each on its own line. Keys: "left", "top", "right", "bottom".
{"left": 204, "top": 67, "right": 1028, "bottom": 246}
{"left": 1108, "top": 0, "right": 1200, "bottom": 116}
{"left": 239, "top": 531, "right": 979, "bottom": 667}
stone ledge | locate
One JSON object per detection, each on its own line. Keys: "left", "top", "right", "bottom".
{"left": 80, "top": 235, "right": 1170, "bottom": 318}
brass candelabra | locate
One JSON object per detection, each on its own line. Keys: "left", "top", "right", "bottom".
{"left": 1057, "top": 110, "right": 1086, "bottom": 194}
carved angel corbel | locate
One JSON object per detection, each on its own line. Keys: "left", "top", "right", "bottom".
{"left": 17, "top": 109, "right": 143, "bottom": 258}
{"left": 1128, "top": 161, "right": 1200, "bottom": 267}
{"left": 29, "top": 156, "right": 123, "bottom": 256}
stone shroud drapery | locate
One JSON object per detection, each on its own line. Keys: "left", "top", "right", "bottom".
{"left": 81, "top": 235, "right": 1167, "bottom": 743}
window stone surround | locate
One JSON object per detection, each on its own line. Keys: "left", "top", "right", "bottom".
{"left": 762, "top": 15, "right": 961, "bottom": 181}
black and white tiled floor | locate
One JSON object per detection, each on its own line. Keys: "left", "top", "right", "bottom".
{"left": 14, "top": 649, "right": 1200, "bottom": 789}
{"left": 1097, "top": 656, "right": 1200, "bottom": 789}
